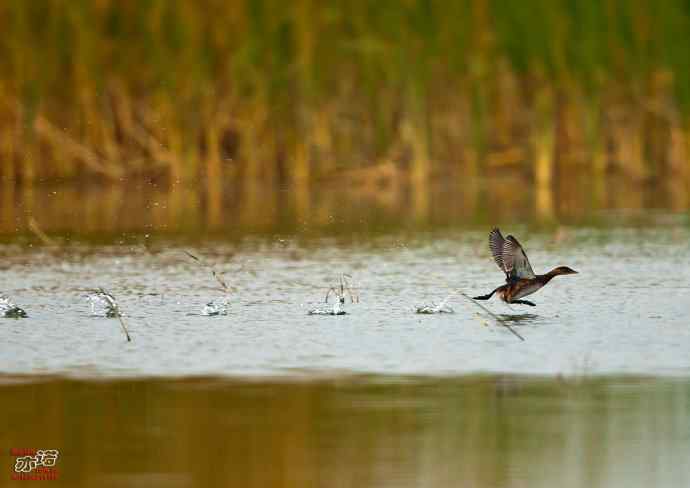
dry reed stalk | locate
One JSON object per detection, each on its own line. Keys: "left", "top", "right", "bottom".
{"left": 27, "top": 217, "right": 58, "bottom": 247}
{"left": 609, "top": 108, "right": 648, "bottom": 181}
{"left": 104, "top": 290, "right": 132, "bottom": 343}
{"left": 534, "top": 89, "right": 555, "bottom": 189}
{"left": 80, "top": 86, "right": 105, "bottom": 175}
{"left": 534, "top": 129, "right": 554, "bottom": 186}
{"left": 535, "top": 184, "right": 555, "bottom": 221}
{"left": 459, "top": 292, "right": 525, "bottom": 342}
{"left": 672, "top": 126, "right": 690, "bottom": 197}
{"left": 116, "top": 312, "right": 132, "bottom": 342}
{"left": 668, "top": 125, "right": 688, "bottom": 176}
{"left": 111, "top": 81, "right": 135, "bottom": 140}
{"left": 455, "top": 94, "right": 481, "bottom": 178}
{"left": 534, "top": 135, "right": 555, "bottom": 222}
{"left": 8, "top": 105, "right": 35, "bottom": 185}
{"left": 0, "top": 125, "right": 15, "bottom": 183}
{"left": 125, "top": 106, "right": 180, "bottom": 171}
{"left": 0, "top": 182, "right": 14, "bottom": 228}
{"left": 150, "top": 101, "right": 187, "bottom": 182}
{"left": 99, "top": 104, "right": 122, "bottom": 166}
{"left": 32, "top": 114, "right": 122, "bottom": 179}
{"left": 686, "top": 129, "right": 690, "bottom": 191}
{"left": 0, "top": 111, "right": 16, "bottom": 220}
{"left": 555, "top": 99, "right": 582, "bottom": 165}
{"left": 238, "top": 104, "right": 271, "bottom": 184}
{"left": 400, "top": 117, "right": 431, "bottom": 220}
{"left": 295, "top": 0, "right": 314, "bottom": 89}
{"left": 183, "top": 251, "right": 231, "bottom": 294}
{"left": 312, "top": 107, "right": 335, "bottom": 176}
{"left": 205, "top": 116, "right": 224, "bottom": 227}
{"left": 493, "top": 65, "right": 513, "bottom": 148}
{"left": 292, "top": 140, "right": 310, "bottom": 184}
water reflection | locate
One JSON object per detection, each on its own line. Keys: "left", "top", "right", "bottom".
{"left": 495, "top": 313, "right": 541, "bottom": 325}
{"left": 1, "top": 171, "right": 688, "bottom": 240}
{"left": 0, "top": 375, "right": 687, "bottom": 488}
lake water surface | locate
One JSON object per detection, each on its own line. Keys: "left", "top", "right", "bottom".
{"left": 1, "top": 225, "right": 689, "bottom": 378}
{"left": 1, "top": 183, "right": 689, "bottom": 487}
{"left": 1, "top": 375, "right": 688, "bottom": 488}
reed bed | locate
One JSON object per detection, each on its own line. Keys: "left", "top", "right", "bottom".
{"left": 0, "top": 0, "right": 689, "bottom": 190}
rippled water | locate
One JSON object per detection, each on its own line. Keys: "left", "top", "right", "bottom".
{"left": 2, "top": 207, "right": 690, "bottom": 488}
{"left": 1, "top": 225, "right": 689, "bottom": 378}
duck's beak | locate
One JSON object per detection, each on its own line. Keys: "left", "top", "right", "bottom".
{"left": 569, "top": 269, "right": 579, "bottom": 274}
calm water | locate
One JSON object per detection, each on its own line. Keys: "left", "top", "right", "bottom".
{"left": 0, "top": 375, "right": 689, "bottom": 488}
{"left": 1, "top": 182, "right": 689, "bottom": 487}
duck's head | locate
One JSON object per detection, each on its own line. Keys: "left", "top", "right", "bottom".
{"left": 551, "top": 266, "right": 578, "bottom": 276}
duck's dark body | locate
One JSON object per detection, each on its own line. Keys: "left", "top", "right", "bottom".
{"left": 475, "top": 270, "right": 562, "bottom": 305}
{"left": 473, "top": 229, "right": 577, "bottom": 306}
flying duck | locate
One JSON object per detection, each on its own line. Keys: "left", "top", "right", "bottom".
{"left": 473, "top": 228, "right": 577, "bottom": 306}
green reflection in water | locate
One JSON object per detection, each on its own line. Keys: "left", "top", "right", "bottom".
{"left": 1, "top": 173, "right": 688, "bottom": 244}
{"left": 0, "top": 375, "right": 688, "bottom": 488}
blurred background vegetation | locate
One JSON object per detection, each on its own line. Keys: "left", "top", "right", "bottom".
{"left": 1, "top": 0, "right": 689, "bottom": 233}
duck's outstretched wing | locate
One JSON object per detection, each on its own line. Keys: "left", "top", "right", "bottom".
{"left": 488, "top": 228, "right": 506, "bottom": 272}
{"left": 503, "top": 235, "right": 536, "bottom": 279}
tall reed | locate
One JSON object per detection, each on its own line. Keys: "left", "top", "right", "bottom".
{"left": 0, "top": 0, "right": 688, "bottom": 189}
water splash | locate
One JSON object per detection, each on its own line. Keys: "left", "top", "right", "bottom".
{"left": 202, "top": 297, "right": 230, "bottom": 316}
{"left": 416, "top": 290, "right": 456, "bottom": 314}
{"left": 85, "top": 288, "right": 132, "bottom": 342}
{"left": 308, "top": 299, "right": 347, "bottom": 315}
{"left": 0, "top": 294, "right": 28, "bottom": 318}
{"left": 86, "top": 289, "right": 119, "bottom": 318}
{"left": 415, "top": 303, "right": 454, "bottom": 314}
{"left": 308, "top": 274, "right": 357, "bottom": 315}
{"left": 184, "top": 251, "right": 233, "bottom": 317}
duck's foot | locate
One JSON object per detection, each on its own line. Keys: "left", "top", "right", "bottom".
{"left": 472, "top": 286, "right": 502, "bottom": 301}
{"left": 511, "top": 299, "right": 536, "bottom": 307}
{"left": 472, "top": 294, "right": 491, "bottom": 300}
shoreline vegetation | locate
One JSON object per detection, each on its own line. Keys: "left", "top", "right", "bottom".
{"left": 0, "top": 0, "right": 689, "bottom": 198}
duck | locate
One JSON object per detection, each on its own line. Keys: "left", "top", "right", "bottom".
{"left": 473, "top": 228, "right": 577, "bottom": 306}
